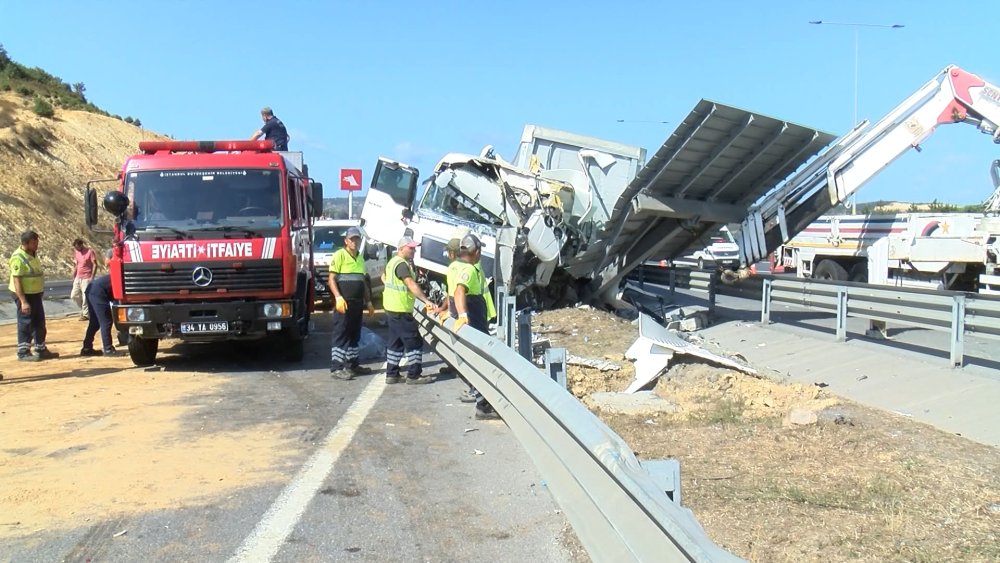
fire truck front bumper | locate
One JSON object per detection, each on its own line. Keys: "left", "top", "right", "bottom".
{"left": 112, "top": 300, "right": 297, "bottom": 341}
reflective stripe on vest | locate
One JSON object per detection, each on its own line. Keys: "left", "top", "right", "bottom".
{"left": 8, "top": 248, "right": 44, "bottom": 294}
{"left": 383, "top": 255, "right": 415, "bottom": 313}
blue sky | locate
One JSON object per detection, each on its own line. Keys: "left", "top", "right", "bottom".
{"left": 2, "top": 1, "right": 998, "bottom": 205}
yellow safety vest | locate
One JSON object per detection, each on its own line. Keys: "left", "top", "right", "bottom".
{"left": 447, "top": 260, "right": 482, "bottom": 296}
{"left": 329, "top": 248, "right": 366, "bottom": 274}
{"left": 473, "top": 262, "right": 496, "bottom": 321}
{"left": 383, "top": 255, "right": 416, "bottom": 313}
{"left": 8, "top": 248, "right": 44, "bottom": 294}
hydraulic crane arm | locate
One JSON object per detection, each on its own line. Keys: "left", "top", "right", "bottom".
{"left": 737, "top": 65, "right": 1000, "bottom": 266}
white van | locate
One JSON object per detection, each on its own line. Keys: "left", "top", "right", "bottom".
{"left": 683, "top": 226, "right": 740, "bottom": 270}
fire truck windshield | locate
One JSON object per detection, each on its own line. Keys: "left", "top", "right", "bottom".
{"left": 124, "top": 169, "right": 283, "bottom": 232}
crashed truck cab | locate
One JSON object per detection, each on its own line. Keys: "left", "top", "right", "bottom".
{"left": 362, "top": 152, "right": 579, "bottom": 306}
{"left": 84, "top": 140, "right": 324, "bottom": 366}
{"left": 361, "top": 128, "right": 646, "bottom": 309}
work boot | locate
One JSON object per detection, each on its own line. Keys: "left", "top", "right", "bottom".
{"left": 459, "top": 389, "right": 478, "bottom": 403}
{"left": 474, "top": 406, "right": 502, "bottom": 421}
{"left": 80, "top": 348, "right": 100, "bottom": 357}
{"left": 349, "top": 364, "right": 373, "bottom": 376}
{"left": 102, "top": 348, "right": 125, "bottom": 357}
{"left": 385, "top": 375, "right": 402, "bottom": 385}
{"left": 330, "top": 368, "right": 354, "bottom": 381}
{"left": 17, "top": 353, "right": 40, "bottom": 362}
{"left": 35, "top": 349, "right": 60, "bottom": 360}
{"left": 405, "top": 375, "right": 435, "bottom": 385}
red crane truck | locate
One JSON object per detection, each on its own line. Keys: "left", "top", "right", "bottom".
{"left": 84, "top": 140, "right": 323, "bottom": 366}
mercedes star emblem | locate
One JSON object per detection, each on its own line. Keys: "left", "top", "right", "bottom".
{"left": 192, "top": 266, "right": 213, "bottom": 287}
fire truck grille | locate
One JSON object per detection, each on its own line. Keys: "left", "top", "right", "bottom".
{"left": 123, "top": 260, "right": 283, "bottom": 295}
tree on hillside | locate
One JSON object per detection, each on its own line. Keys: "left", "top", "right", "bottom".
{"left": 927, "top": 199, "right": 959, "bottom": 212}
{"left": 133, "top": 118, "right": 142, "bottom": 127}
{"left": 72, "top": 82, "right": 86, "bottom": 101}
{"left": 0, "top": 44, "right": 10, "bottom": 70}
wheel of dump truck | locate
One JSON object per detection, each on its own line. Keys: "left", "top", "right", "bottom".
{"left": 849, "top": 263, "right": 869, "bottom": 283}
{"left": 128, "top": 336, "right": 159, "bottom": 366}
{"left": 814, "top": 259, "right": 849, "bottom": 281}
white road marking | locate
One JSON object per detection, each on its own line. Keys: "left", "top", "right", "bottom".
{"left": 228, "top": 375, "right": 387, "bottom": 563}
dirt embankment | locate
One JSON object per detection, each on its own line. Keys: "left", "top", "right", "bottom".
{"left": 0, "top": 93, "right": 166, "bottom": 278}
{"left": 534, "top": 308, "right": 1000, "bottom": 563}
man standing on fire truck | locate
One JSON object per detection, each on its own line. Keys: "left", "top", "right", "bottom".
{"left": 329, "top": 227, "right": 376, "bottom": 380}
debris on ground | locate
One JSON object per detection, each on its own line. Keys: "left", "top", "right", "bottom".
{"left": 533, "top": 306, "right": 1000, "bottom": 562}
{"left": 566, "top": 355, "right": 621, "bottom": 372}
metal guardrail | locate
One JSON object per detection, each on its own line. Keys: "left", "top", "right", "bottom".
{"left": 631, "top": 264, "right": 1000, "bottom": 367}
{"left": 413, "top": 303, "right": 742, "bottom": 563}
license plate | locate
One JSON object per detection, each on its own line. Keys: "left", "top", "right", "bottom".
{"left": 180, "top": 321, "right": 229, "bottom": 334}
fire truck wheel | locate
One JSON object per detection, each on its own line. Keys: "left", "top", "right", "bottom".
{"left": 813, "top": 259, "right": 848, "bottom": 281}
{"left": 128, "top": 337, "right": 159, "bottom": 366}
{"left": 849, "top": 264, "right": 868, "bottom": 283}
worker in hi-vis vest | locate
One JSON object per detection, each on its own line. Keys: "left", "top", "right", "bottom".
{"left": 382, "top": 235, "right": 436, "bottom": 385}
{"left": 328, "top": 226, "right": 375, "bottom": 381}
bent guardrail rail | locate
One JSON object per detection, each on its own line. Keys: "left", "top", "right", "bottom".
{"left": 413, "top": 302, "right": 743, "bottom": 563}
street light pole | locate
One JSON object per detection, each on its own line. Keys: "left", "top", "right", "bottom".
{"left": 809, "top": 20, "right": 904, "bottom": 213}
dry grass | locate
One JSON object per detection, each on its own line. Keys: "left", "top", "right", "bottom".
{"left": 536, "top": 307, "right": 1000, "bottom": 562}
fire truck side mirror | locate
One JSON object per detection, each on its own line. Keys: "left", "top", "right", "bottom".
{"left": 103, "top": 190, "right": 130, "bottom": 216}
{"left": 84, "top": 187, "right": 99, "bottom": 228}
{"left": 310, "top": 183, "right": 324, "bottom": 217}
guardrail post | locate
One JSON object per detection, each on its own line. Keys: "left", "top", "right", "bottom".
{"left": 640, "top": 459, "right": 682, "bottom": 506}
{"left": 708, "top": 271, "right": 717, "bottom": 315}
{"left": 836, "top": 286, "right": 848, "bottom": 342}
{"left": 669, "top": 268, "right": 676, "bottom": 299}
{"left": 761, "top": 278, "right": 772, "bottom": 324}
{"left": 638, "top": 264, "right": 646, "bottom": 289}
{"left": 951, "top": 294, "right": 966, "bottom": 367}
{"left": 544, "top": 347, "right": 568, "bottom": 389}
{"left": 517, "top": 309, "right": 533, "bottom": 361}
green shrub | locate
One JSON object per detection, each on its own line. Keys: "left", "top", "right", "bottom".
{"left": 32, "top": 98, "right": 54, "bottom": 118}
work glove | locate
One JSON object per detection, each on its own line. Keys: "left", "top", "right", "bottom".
{"left": 451, "top": 313, "right": 468, "bottom": 333}
{"left": 335, "top": 296, "right": 347, "bottom": 314}
{"left": 436, "top": 309, "right": 451, "bottom": 324}
{"left": 368, "top": 302, "right": 376, "bottom": 317}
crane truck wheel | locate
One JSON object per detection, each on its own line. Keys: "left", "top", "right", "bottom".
{"left": 128, "top": 336, "right": 159, "bottom": 366}
{"left": 849, "top": 264, "right": 869, "bottom": 283}
{"left": 813, "top": 259, "right": 849, "bottom": 281}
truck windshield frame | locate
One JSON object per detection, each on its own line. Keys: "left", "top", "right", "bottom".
{"left": 124, "top": 169, "right": 284, "bottom": 233}
{"left": 419, "top": 172, "right": 505, "bottom": 226}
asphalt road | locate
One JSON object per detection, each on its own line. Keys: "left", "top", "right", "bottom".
{"left": 43, "top": 279, "right": 73, "bottom": 299}
{"left": 1, "top": 314, "right": 584, "bottom": 562}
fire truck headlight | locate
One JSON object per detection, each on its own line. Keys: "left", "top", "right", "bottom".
{"left": 126, "top": 308, "right": 147, "bottom": 322}
{"left": 262, "top": 302, "right": 291, "bottom": 318}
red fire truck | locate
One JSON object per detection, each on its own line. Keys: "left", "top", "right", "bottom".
{"left": 84, "top": 140, "right": 323, "bottom": 366}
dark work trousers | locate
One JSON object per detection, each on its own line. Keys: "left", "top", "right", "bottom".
{"left": 449, "top": 295, "right": 494, "bottom": 413}
{"left": 330, "top": 299, "right": 364, "bottom": 370}
{"left": 12, "top": 292, "right": 47, "bottom": 357}
{"left": 82, "top": 292, "right": 114, "bottom": 352}
{"left": 385, "top": 311, "right": 422, "bottom": 379}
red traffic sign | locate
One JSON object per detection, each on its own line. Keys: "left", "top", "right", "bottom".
{"left": 340, "top": 168, "right": 362, "bottom": 191}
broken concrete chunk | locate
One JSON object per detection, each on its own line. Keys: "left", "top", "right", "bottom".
{"left": 590, "top": 391, "right": 679, "bottom": 415}
{"left": 566, "top": 355, "right": 622, "bottom": 372}
{"left": 786, "top": 408, "right": 819, "bottom": 426}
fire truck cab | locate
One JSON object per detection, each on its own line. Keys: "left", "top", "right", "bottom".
{"left": 85, "top": 140, "right": 323, "bottom": 366}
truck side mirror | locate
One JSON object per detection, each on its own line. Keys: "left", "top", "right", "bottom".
{"left": 310, "top": 182, "right": 324, "bottom": 217}
{"left": 84, "top": 187, "right": 98, "bottom": 227}
{"left": 364, "top": 242, "right": 380, "bottom": 260}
